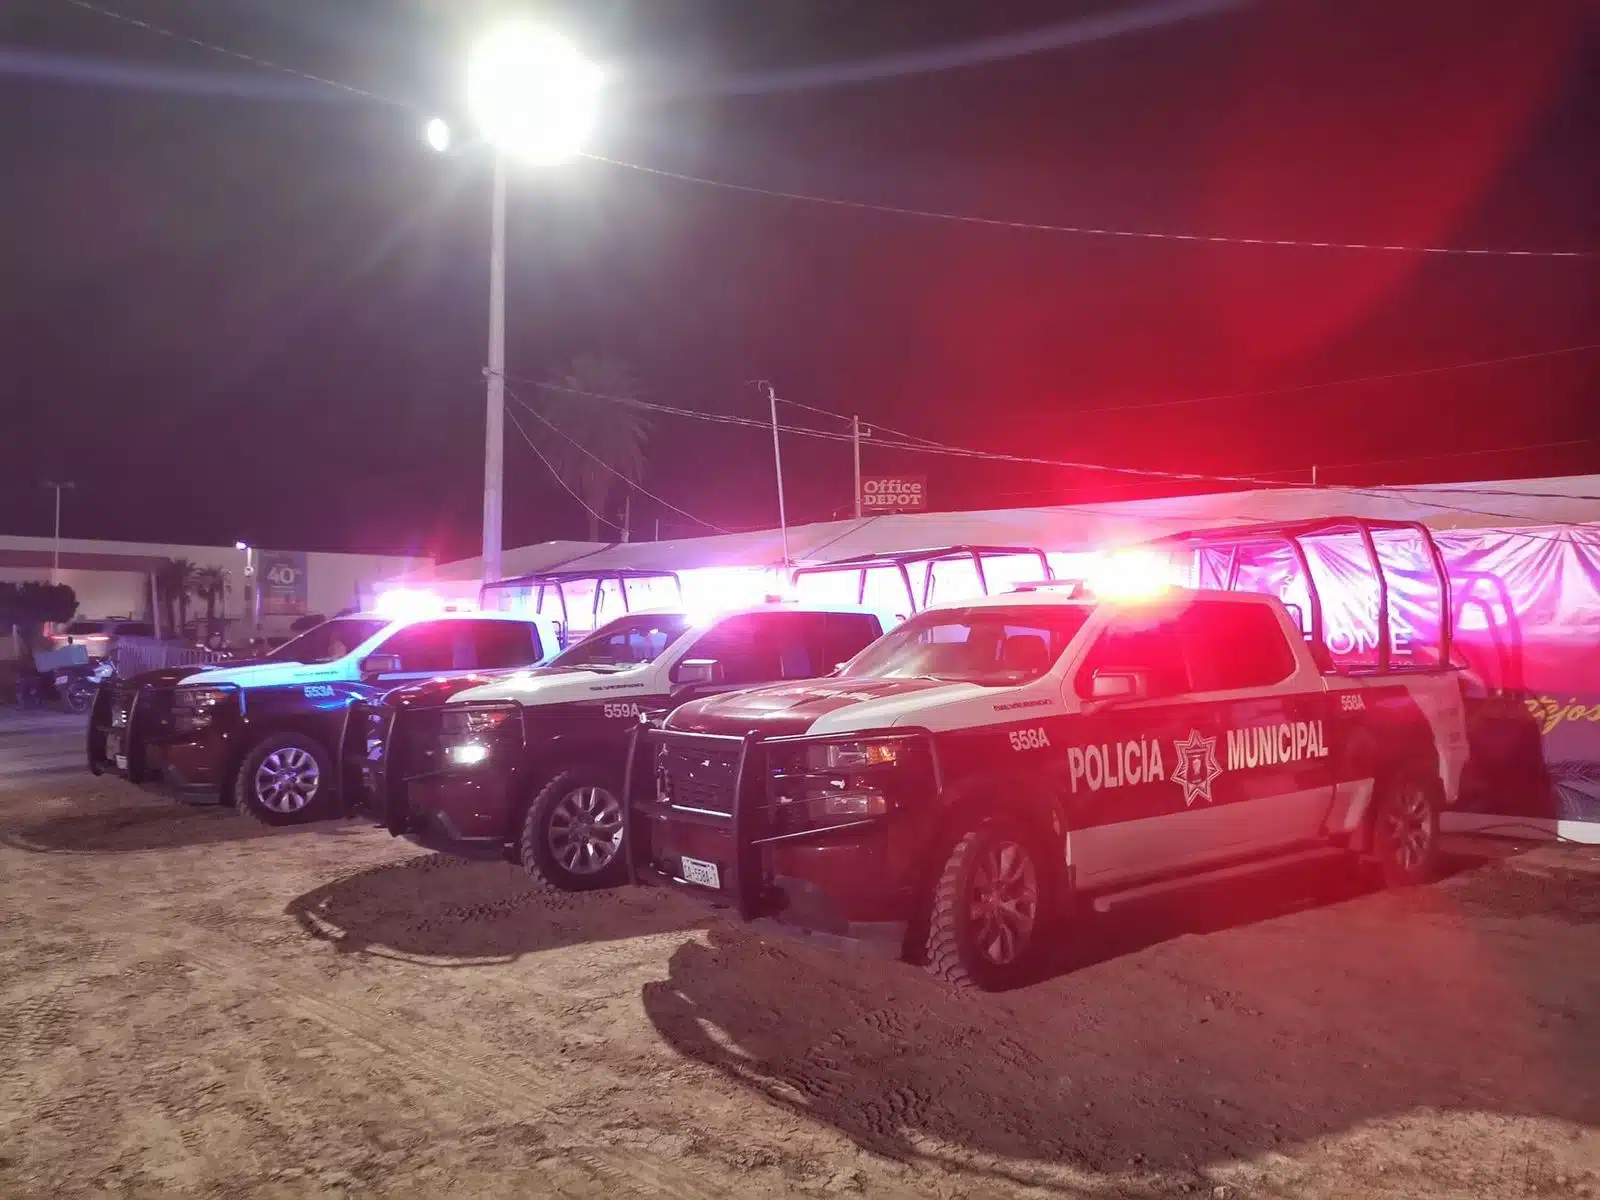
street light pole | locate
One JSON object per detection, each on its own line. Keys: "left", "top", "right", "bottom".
{"left": 452, "top": 24, "right": 602, "bottom": 587}
{"left": 483, "top": 151, "right": 508, "bottom": 586}
{"left": 42, "top": 481, "right": 74, "bottom": 585}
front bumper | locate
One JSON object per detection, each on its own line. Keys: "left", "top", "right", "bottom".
{"left": 86, "top": 684, "right": 235, "bottom": 794}
{"left": 624, "top": 727, "right": 931, "bottom": 958}
{"left": 341, "top": 701, "right": 521, "bottom": 858}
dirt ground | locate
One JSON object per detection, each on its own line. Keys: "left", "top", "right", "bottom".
{"left": 0, "top": 773, "right": 1595, "bottom": 1199}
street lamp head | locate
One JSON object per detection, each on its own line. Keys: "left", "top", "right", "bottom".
{"left": 466, "top": 23, "right": 602, "bottom": 165}
{"left": 423, "top": 116, "right": 452, "bottom": 153}
{"left": 234, "top": 541, "right": 249, "bottom": 552}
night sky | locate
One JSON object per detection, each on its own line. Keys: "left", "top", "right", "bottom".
{"left": 3, "top": 0, "right": 1595, "bottom": 560}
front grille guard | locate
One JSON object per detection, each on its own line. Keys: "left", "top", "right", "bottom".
{"left": 622, "top": 724, "right": 932, "bottom": 922}
{"left": 341, "top": 702, "right": 400, "bottom": 829}
{"left": 625, "top": 726, "right": 764, "bottom": 918}
{"left": 89, "top": 684, "right": 174, "bottom": 780}
{"left": 341, "top": 701, "right": 525, "bottom": 834}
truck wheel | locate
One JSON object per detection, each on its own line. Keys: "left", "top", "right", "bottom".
{"left": 235, "top": 733, "right": 333, "bottom": 826}
{"left": 1371, "top": 764, "right": 1441, "bottom": 888}
{"left": 924, "top": 817, "right": 1051, "bottom": 991}
{"left": 519, "top": 768, "right": 628, "bottom": 891}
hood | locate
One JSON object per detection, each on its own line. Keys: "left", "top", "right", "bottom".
{"left": 665, "top": 676, "right": 987, "bottom": 737}
{"left": 445, "top": 662, "right": 656, "bottom": 707}
{"left": 125, "top": 664, "right": 216, "bottom": 689}
{"left": 382, "top": 673, "right": 515, "bottom": 708}
{"left": 179, "top": 660, "right": 346, "bottom": 690}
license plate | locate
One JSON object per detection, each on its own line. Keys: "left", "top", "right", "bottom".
{"left": 680, "top": 856, "right": 721, "bottom": 890}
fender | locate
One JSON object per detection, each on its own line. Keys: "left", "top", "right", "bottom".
{"left": 927, "top": 764, "right": 1072, "bottom": 895}
{"left": 231, "top": 681, "right": 384, "bottom": 787}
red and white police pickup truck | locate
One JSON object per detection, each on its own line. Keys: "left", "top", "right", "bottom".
{"left": 626, "top": 518, "right": 1470, "bottom": 989}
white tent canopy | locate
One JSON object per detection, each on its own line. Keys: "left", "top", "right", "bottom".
{"left": 391, "top": 475, "right": 1600, "bottom": 585}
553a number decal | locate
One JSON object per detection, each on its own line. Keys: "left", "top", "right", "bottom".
{"left": 1008, "top": 727, "right": 1052, "bottom": 752}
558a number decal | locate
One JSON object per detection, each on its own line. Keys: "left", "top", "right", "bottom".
{"left": 1008, "top": 727, "right": 1052, "bottom": 752}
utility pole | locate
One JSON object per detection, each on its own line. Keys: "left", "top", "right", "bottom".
{"left": 42, "top": 481, "right": 74, "bottom": 584}
{"left": 852, "top": 415, "right": 870, "bottom": 519}
{"left": 766, "top": 383, "right": 790, "bottom": 567}
{"left": 482, "top": 151, "right": 508, "bottom": 586}
{"left": 621, "top": 492, "right": 632, "bottom": 543}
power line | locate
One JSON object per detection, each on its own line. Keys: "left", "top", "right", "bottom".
{"left": 512, "top": 372, "right": 1600, "bottom": 504}
{"left": 781, "top": 346, "right": 1597, "bottom": 440}
{"left": 1332, "top": 485, "right": 1598, "bottom": 533}
{"left": 1064, "top": 345, "right": 1600, "bottom": 418}
{"left": 58, "top": 0, "right": 402, "bottom": 105}
{"left": 505, "top": 387, "right": 732, "bottom": 534}
{"left": 505, "top": 406, "right": 609, "bottom": 527}
{"left": 58, "top": 0, "right": 1597, "bottom": 261}
{"left": 584, "top": 154, "right": 1596, "bottom": 260}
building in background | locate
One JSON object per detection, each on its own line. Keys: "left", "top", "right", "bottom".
{"left": 0, "top": 535, "right": 429, "bottom": 653}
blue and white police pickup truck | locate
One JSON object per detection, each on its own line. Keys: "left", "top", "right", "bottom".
{"left": 88, "top": 610, "right": 557, "bottom": 824}
{"left": 628, "top": 518, "right": 1471, "bottom": 989}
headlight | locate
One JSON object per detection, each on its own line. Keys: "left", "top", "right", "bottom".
{"left": 438, "top": 706, "right": 518, "bottom": 766}
{"left": 441, "top": 708, "right": 515, "bottom": 737}
{"left": 801, "top": 741, "right": 900, "bottom": 771}
{"left": 769, "top": 737, "right": 912, "bottom": 828}
{"left": 172, "top": 686, "right": 236, "bottom": 732}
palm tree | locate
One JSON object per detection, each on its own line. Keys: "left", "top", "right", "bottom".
{"left": 192, "top": 566, "right": 230, "bottom": 629}
{"left": 532, "top": 354, "right": 650, "bottom": 541}
{"left": 155, "top": 558, "right": 200, "bottom": 635}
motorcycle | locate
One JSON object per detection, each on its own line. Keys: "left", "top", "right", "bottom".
{"left": 17, "top": 657, "right": 117, "bottom": 713}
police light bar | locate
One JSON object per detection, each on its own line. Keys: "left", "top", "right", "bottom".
{"left": 374, "top": 588, "right": 449, "bottom": 620}
{"left": 1008, "top": 580, "right": 1085, "bottom": 598}
{"left": 1084, "top": 550, "right": 1180, "bottom": 601}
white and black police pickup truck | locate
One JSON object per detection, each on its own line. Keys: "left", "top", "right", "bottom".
{"left": 88, "top": 609, "right": 557, "bottom": 824}
{"left": 341, "top": 603, "right": 887, "bottom": 888}
{"left": 626, "top": 518, "right": 1470, "bottom": 989}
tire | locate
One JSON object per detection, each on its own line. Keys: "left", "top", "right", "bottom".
{"left": 518, "top": 767, "right": 629, "bottom": 892}
{"left": 234, "top": 733, "right": 334, "bottom": 826}
{"left": 65, "top": 681, "right": 94, "bottom": 714}
{"left": 924, "top": 816, "right": 1053, "bottom": 991}
{"left": 1371, "top": 762, "right": 1442, "bottom": 889}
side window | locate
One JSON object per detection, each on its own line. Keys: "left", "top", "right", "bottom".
{"left": 681, "top": 615, "right": 787, "bottom": 685}
{"left": 1075, "top": 617, "right": 1189, "bottom": 700}
{"left": 470, "top": 621, "right": 541, "bottom": 670}
{"left": 1179, "top": 601, "right": 1297, "bottom": 692}
{"left": 376, "top": 622, "right": 459, "bottom": 673}
{"left": 818, "top": 613, "right": 882, "bottom": 671}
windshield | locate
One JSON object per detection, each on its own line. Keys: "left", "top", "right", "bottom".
{"left": 265, "top": 617, "right": 388, "bottom": 664}
{"left": 549, "top": 613, "right": 692, "bottom": 669}
{"left": 840, "top": 605, "right": 1093, "bottom": 686}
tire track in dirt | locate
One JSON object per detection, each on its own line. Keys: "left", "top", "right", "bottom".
{"left": 87, "top": 907, "right": 711, "bottom": 1199}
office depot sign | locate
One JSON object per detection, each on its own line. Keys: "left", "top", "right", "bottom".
{"left": 861, "top": 476, "right": 928, "bottom": 512}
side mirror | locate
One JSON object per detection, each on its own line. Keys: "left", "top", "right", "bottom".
{"left": 360, "top": 653, "right": 402, "bottom": 678}
{"left": 1091, "top": 669, "right": 1149, "bottom": 703}
{"left": 673, "top": 658, "right": 724, "bottom": 688}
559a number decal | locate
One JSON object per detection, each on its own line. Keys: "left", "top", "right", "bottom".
{"left": 602, "top": 702, "right": 641, "bottom": 719}
{"left": 1008, "top": 727, "right": 1052, "bottom": 752}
